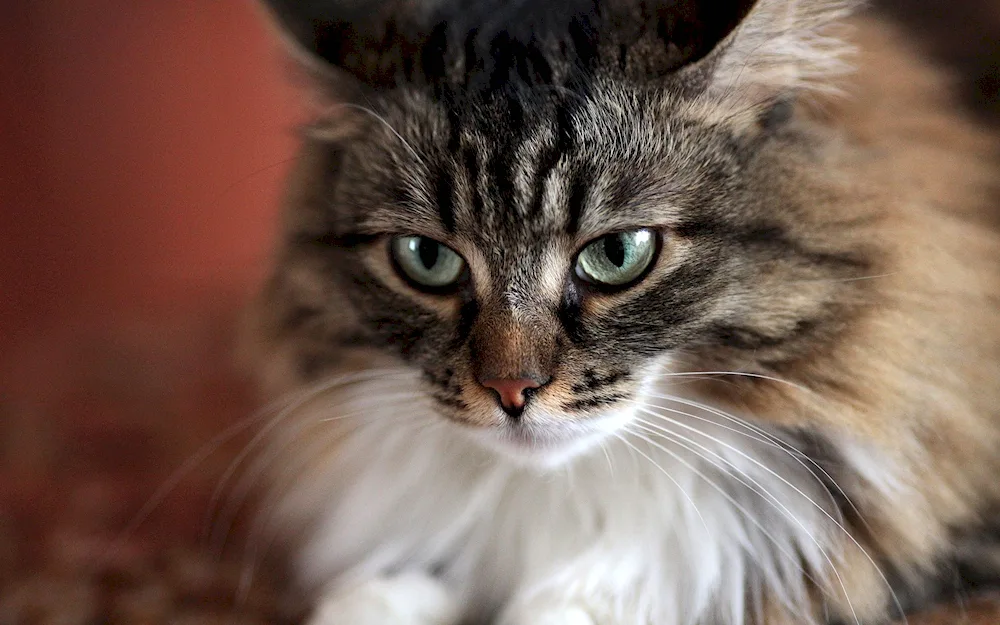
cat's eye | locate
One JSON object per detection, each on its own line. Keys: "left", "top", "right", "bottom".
{"left": 390, "top": 236, "right": 466, "bottom": 290}
{"left": 575, "top": 229, "right": 658, "bottom": 288}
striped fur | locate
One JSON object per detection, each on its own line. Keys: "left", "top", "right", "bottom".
{"left": 246, "top": 1, "right": 1000, "bottom": 623}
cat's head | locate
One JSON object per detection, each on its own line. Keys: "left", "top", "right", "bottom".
{"left": 253, "top": 0, "right": 876, "bottom": 464}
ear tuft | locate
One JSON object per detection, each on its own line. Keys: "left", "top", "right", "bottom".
{"left": 684, "top": 0, "right": 862, "bottom": 103}
{"left": 256, "top": 0, "right": 861, "bottom": 117}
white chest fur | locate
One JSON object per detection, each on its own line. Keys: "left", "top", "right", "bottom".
{"left": 273, "top": 379, "right": 849, "bottom": 625}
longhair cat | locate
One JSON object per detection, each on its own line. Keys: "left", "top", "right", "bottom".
{"left": 246, "top": 0, "right": 1000, "bottom": 623}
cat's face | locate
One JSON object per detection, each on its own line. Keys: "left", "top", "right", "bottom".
{"left": 256, "top": 0, "right": 873, "bottom": 464}
{"left": 263, "top": 84, "right": 872, "bottom": 464}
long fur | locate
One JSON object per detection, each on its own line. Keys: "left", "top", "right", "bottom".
{"left": 245, "top": 1, "right": 1000, "bottom": 623}
{"left": 705, "top": 0, "right": 861, "bottom": 96}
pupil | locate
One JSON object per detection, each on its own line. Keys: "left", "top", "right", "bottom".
{"left": 417, "top": 238, "right": 439, "bottom": 269}
{"left": 604, "top": 234, "right": 626, "bottom": 267}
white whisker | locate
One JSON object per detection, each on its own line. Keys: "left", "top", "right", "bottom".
{"left": 635, "top": 410, "right": 908, "bottom": 625}
{"left": 236, "top": 396, "right": 434, "bottom": 609}
{"left": 104, "top": 372, "right": 385, "bottom": 564}
{"left": 620, "top": 425, "right": 826, "bottom": 617}
{"left": 203, "top": 369, "right": 414, "bottom": 550}
{"left": 630, "top": 396, "right": 846, "bottom": 520}
{"left": 610, "top": 432, "right": 710, "bottom": 534}
{"left": 338, "top": 102, "right": 423, "bottom": 163}
{"left": 628, "top": 420, "right": 858, "bottom": 625}
{"left": 641, "top": 391, "right": 874, "bottom": 540}
{"left": 649, "top": 369, "right": 814, "bottom": 395}
{"left": 211, "top": 386, "right": 429, "bottom": 553}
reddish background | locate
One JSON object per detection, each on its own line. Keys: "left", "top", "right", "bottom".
{"left": 1, "top": 1, "right": 299, "bottom": 345}
{"left": 0, "top": 0, "right": 304, "bottom": 590}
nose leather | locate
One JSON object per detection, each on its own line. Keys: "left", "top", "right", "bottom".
{"left": 480, "top": 377, "right": 544, "bottom": 415}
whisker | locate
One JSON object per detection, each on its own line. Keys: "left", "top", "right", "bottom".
{"left": 202, "top": 369, "right": 413, "bottom": 549}
{"left": 207, "top": 406, "right": 359, "bottom": 557}
{"left": 641, "top": 391, "right": 874, "bottom": 539}
{"left": 212, "top": 156, "right": 298, "bottom": 203}
{"left": 628, "top": 420, "right": 858, "bottom": 625}
{"left": 337, "top": 102, "right": 423, "bottom": 163}
{"left": 102, "top": 372, "right": 373, "bottom": 565}
{"left": 609, "top": 432, "right": 711, "bottom": 533}
{"left": 648, "top": 370, "right": 814, "bottom": 396}
{"left": 630, "top": 396, "right": 845, "bottom": 520}
{"left": 234, "top": 404, "right": 433, "bottom": 609}
{"left": 636, "top": 412, "right": 908, "bottom": 625}
{"left": 599, "top": 438, "right": 616, "bottom": 478}
{"left": 103, "top": 415, "right": 258, "bottom": 565}
{"left": 620, "top": 425, "right": 823, "bottom": 623}
{"left": 315, "top": 387, "right": 428, "bottom": 421}
{"left": 209, "top": 385, "right": 426, "bottom": 554}
{"left": 783, "top": 271, "right": 898, "bottom": 285}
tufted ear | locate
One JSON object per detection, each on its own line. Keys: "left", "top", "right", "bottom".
{"left": 258, "top": 0, "right": 858, "bottom": 112}
{"left": 674, "top": 0, "right": 859, "bottom": 106}
{"left": 257, "top": 0, "right": 370, "bottom": 106}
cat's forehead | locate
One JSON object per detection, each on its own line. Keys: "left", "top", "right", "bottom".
{"left": 357, "top": 87, "right": 707, "bottom": 244}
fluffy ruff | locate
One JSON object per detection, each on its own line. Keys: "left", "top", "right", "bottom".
{"left": 268, "top": 367, "right": 895, "bottom": 625}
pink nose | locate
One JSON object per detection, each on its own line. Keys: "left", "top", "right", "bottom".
{"left": 480, "top": 377, "right": 544, "bottom": 415}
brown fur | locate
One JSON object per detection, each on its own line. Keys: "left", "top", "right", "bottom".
{"left": 687, "top": 15, "right": 1000, "bottom": 619}
{"left": 246, "top": 3, "right": 1000, "bottom": 622}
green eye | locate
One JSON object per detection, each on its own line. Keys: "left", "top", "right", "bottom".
{"left": 575, "top": 229, "right": 658, "bottom": 287}
{"left": 391, "top": 236, "right": 466, "bottom": 289}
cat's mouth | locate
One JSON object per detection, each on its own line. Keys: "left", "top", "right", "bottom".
{"left": 470, "top": 409, "right": 635, "bottom": 466}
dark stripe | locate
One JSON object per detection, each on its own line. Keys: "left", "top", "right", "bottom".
{"left": 282, "top": 305, "right": 321, "bottom": 332}
{"left": 463, "top": 147, "right": 484, "bottom": 216}
{"left": 528, "top": 143, "right": 561, "bottom": 220}
{"left": 485, "top": 101, "right": 525, "bottom": 218}
{"left": 442, "top": 88, "right": 463, "bottom": 154}
{"left": 570, "top": 369, "right": 628, "bottom": 394}
{"left": 433, "top": 393, "right": 469, "bottom": 411}
{"left": 485, "top": 32, "right": 557, "bottom": 90}
{"left": 298, "top": 353, "right": 330, "bottom": 380}
{"left": 759, "top": 98, "right": 795, "bottom": 132}
{"left": 675, "top": 219, "right": 873, "bottom": 271}
{"left": 462, "top": 28, "right": 479, "bottom": 88}
{"left": 422, "top": 21, "right": 449, "bottom": 84}
{"left": 525, "top": 41, "right": 554, "bottom": 85}
{"left": 488, "top": 31, "right": 518, "bottom": 92}
{"left": 452, "top": 298, "right": 480, "bottom": 348}
{"left": 435, "top": 167, "right": 457, "bottom": 232}
{"left": 709, "top": 319, "right": 820, "bottom": 351}
{"left": 566, "top": 11, "right": 601, "bottom": 72}
{"left": 527, "top": 99, "right": 576, "bottom": 220}
{"left": 563, "top": 393, "right": 629, "bottom": 411}
{"left": 558, "top": 278, "right": 586, "bottom": 343}
{"left": 596, "top": 260, "right": 722, "bottom": 354}
{"left": 564, "top": 165, "right": 591, "bottom": 235}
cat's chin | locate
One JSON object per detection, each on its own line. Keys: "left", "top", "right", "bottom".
{"left": 467, "top": 411, "right": 634, "bottom": 469}
{"left": 480, "top": 430, "right": 604, "bottom": 468}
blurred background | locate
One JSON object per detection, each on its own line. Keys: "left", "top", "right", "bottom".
{"left": 0, "top": 0, "right": 997, "bottom": 623}
{"left": 1, "top": 1, "right": 304, "bottom": 622}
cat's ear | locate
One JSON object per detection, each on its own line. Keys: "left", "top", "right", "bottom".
{"left": 257, "top": 0, "right": 375, "bottom": 106}
{"left": 672, "top": 0, "right": 858, "bottom": 108}
{"left": 258, "top": 0, "right": 433, "bottom": 138}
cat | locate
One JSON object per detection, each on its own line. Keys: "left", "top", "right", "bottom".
{"left": 244, "top": 0, "right": 1000, "bottom": 623}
